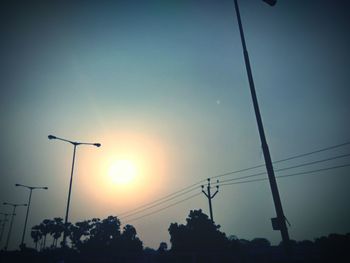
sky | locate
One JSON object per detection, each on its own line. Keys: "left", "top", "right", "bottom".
{"left": 1, "top": 0, "right": 350, "bottom": 251}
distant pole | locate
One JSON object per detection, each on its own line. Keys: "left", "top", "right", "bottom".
{"left": 15, "top": 184, "right": 48, "bottom": 248}
{"left": 0, "top": 213, "right": 10, "bottom": 244}
{"left": 3, "top": 203, "right": 27, "bottom": 251}
{"left": 233, "top": 0, "right": 290, "bottom": 255}
{"left": 201, "top": 178, "right": 219, "bottom": 222}
{"left": 62, "top": 144, "right": 77, "bottom": 247}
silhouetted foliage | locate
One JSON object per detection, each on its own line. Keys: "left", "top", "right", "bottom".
{"left": 168, "top": 209, "right": 231, "bottom": 262}
{"left": 6, "top": 212, "right": 349, "bottom": 263}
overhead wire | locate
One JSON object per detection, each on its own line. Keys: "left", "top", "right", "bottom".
{"left": 217, "top": 163, "right": 350, "bottom": 187}
{"left": 123, "top": 163, "right": 350, "bottom": 223}
{"left": 118, "top": 141, "right": 350, "bottom": 220}
{"left": 120, "top": 186, "right": 200, "bottom": 219}
{"left": 123, "top": 192, "right": 202, "bottom": 223}
{"left": 212, "top": 152, "right": 350, "bottom": 185}
{"left": 211, "top": 141, "right": 350, "bottom": 180}
{"left": 118, "top": 179, "right": 206, "bottom": 217}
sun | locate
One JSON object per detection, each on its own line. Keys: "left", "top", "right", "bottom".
{"left": 108, "top": 160, "right": 137, "bottom": 185}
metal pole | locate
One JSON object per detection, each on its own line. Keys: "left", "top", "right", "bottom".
{"left": 20, "top": 189, "right": 33, "bottom": 247}
{"left": 233, "top": 0, "right": 290, "bottom": 254}
{"left": 0, "top": 214, "right": 9, "bottom": 244}
{"left": 62, "top": 144, "right": 77, "bottom": 247}
{"left": 4, "top": 206, "right": 16, "bottom": 251}
{"left": 207, "top": 182, "right": 213, "bottom": 221}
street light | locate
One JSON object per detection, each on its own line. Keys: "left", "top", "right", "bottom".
{"left": 3, "top": 202, "right": 27, "bottom": 250}
{"left": 0, "top": 213, "right": 10, "bottom": 245}
{"left": 233, "top": 0, "right": 291, "bottom": 255}
{"left": 15, "top": 184, "right": 48, "bottom": 248}
{"left": 48, "top": 134, "right": 101, "bottom": 247}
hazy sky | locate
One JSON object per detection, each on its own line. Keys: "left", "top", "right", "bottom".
{"left": 1, "top": 0, "right": 350, "bottom": 250}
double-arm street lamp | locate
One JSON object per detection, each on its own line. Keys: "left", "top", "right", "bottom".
{"left": 233, "top": 0, "right": 290, "bottom": 255}
{"left": 15, "top": 184, "right": 48, "bottom": 248}
{"left": 48, "top": 134, "right": 101, "bottom": 247}
{"left": 3, "top": 202, "right": 27, "bottom": 250}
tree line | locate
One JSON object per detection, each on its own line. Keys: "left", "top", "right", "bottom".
{"left": 1, "top": 209, "right": 349, "bottom": 263}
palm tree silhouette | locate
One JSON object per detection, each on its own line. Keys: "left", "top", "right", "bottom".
{"left": 30, "top": 225, "right": 42, "bottom": 250}
{"left": 39, "top": 219, "right": 51, "bottom": 249}
{"left": 50, "top": 217, "right": 64, "bottom": 248}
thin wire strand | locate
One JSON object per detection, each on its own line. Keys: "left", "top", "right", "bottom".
{"left": 211, "top": 141, "right": 350, "bottom": 180}
{"left": 218, "top": 163, "right": 350, "bottom": 187}
{"left": 213, "top": 153, "right": 350, "bottom": 185}
{"left": 120, "top": 186, "right": 199, "bottom": 219}
{"left": 118, "top": 179, "right": 206, "bottom": 217}
{"left": 123, "top": 192, "right": 202, "bottom": 223}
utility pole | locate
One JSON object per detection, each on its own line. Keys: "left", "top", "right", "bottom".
{"left": 201, "top": 178, "right": 219, "bottom": 222}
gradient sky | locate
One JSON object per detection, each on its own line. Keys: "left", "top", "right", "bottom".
{"left": 1, "top": 0, "right": 350, "bottom": 250}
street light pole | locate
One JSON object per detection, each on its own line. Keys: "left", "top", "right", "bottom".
{"left": 233, "top": 0, "right": 291, "bottom": 254}
{"left": 63, "top": 143, "right": 77, "bottom": 246}
{"left": 15, "top": 184, "right": 48, "bottom": 248}
{"left": 48, "top": 134, "right": 101, "bottom": 247}
{"left": 3, "top": 203, "right": 27, "bottom": 251}
{"left": 0, "top": 213, "right": 10, "bottom": 245}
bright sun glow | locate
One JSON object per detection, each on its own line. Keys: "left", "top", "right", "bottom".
{"left": 108, "top": 160, "right": 137, "bottom": 185}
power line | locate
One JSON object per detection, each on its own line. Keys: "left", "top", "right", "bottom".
{"left": 211, "top": 141, "right": 350, "bottom": 180}
{"left": 121, "top": 163, "right": 350, "bottom": 224}
{"left": 118, "top": 179, "right": 205, "bottom": 217}
{"left": 123, "top": 192, "right": 202, "bottom": 224}
{"left": 120, "top": 186, "right": 199, "bottom": 219}
{"left": 118, "top": 142, "right": 350, "bottom": 217}
{"left": 217, "top": 163, "right": 350, "bottom": 187}
{"left": 274, "top": 153, "right": 350, "bottom": 173}
{"left": 213, "top": 153, "right": 350, "bottom": 185}
{"left": 273, "top": 141, "right": 350, "bottom": 164}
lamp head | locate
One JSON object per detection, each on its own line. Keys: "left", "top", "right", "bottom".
{"left": 43, "top": 187, "right": 48, "bottom": 190}
{"left": 48, "top": 135, "right": 57, "bottom": 140}
{"left": 3, "top": 202, "right": 8, "bottom": 205}
{"left": 94, "top": 143, "right": 101, "bottom": 147}
{"left": 15, "top": 184, "right": 20, "bottom": 187}
{"left": 263, "top": 0, "right": 277, "bottom": 6}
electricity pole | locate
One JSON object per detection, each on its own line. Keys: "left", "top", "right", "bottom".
{"left": 201, "top": 178, "right": 219, "bottom": 222}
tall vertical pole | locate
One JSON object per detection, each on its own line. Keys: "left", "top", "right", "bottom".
{"left": 207, "top": 182, "right": 213, "bottom": 221}
{"left": 62, "top": 144, "right": 77, "bottom": 247}
{"left": 20, "top": 189, "right": 33, "bottom": 247}
{"left": 201, "top": 179, "right": 219, "bottom": 222}
{"left": 0, "top": 214, "right": 9, "bottom": 244}
{"left": 4, "top": 206, "right": 17, "bottom": 251}
{"left": 233, "top": 0, "right": 290, "bottom": 255}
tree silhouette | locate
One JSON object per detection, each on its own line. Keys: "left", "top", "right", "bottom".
{"left": 39, "top": 219, "right": 51, "bottom": 250}
{"left": 69, "top": 219, "right": 91, "bottom": 250}
{"left": 50, "top": 217, "right": 64, "bottom": 248}
{"left": 30, "top": 225, "right": 42, "bottom": 251}
{"left": 168, "top": 209, "right": 229, "bottom": 262}
{"left": 119, "top": 224, "right": 143, "bottom": 257}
